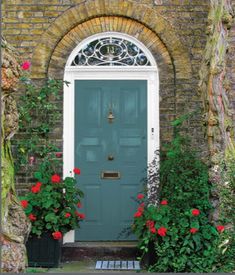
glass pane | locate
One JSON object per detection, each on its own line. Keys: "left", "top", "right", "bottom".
{"left": 70, "top": 37, "right": 151, "bottom": 66}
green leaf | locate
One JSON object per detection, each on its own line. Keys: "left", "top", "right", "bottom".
{"left": 188, "top": 241, "right": 194, "bottom": 249}
{"left": 45, "top": 185, "right": 53, "bottom": 192}
{"left": 202, "top": 228, "right": 212, "bottom": 240}
{"left": 43, "top": 200, "right": 53, "bottom": 209}
{"left": 190, "top": 221, "right": 199, "bottom": 228}
{"left": 45, "top": 213, "right": 57, "bottom": 222}
{"left": 154, "top": 213, "right": 162, "bottom": 221}
{"left": 183, "top": 239, "right": 189, "bottom": 246}
{"left": 181, "top": 221, "right": 189, "bottom": 227}
{"left": 46, "top": 223, "right": 52, "bottom": 229}
{"left": 25, "top": 204, "right": 33, "bottom": 214}
{"left": 34, "top": 172, "right": 42, "bottom": 180}
{"left": 203, "top": 250, "right": 210, "bottom": 256}
{"left": 210, "top": 226, "right": 219, "bottom": 235}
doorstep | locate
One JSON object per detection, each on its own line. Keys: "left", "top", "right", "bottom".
{"left": 62, "top": 241, "right": 139, "bottom": 262}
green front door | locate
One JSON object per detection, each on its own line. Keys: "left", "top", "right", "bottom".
{"left": 75, "top": 80, "right": 147, "bottom": 241}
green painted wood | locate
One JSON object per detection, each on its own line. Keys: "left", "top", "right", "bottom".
{"left": 75, "top": 80, "right": 147, "bottom": 240}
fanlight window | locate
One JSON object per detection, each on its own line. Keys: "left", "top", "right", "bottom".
{"left": 70, "top": 36, "right": 151, "bottom": 66}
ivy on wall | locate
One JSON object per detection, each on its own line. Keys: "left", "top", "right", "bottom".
{"left": 14, "top": 72, "right": 69, "bottom": 175}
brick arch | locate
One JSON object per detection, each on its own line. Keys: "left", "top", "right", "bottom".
{"left": 48, "top": 16, "right": 173, "bottom": 79}
{"left": 31, "top": 0, "right": 192, "bottom": 79}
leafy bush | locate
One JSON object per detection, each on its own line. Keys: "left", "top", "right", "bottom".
{"left": 20, "top": 155, "right": 84, "bottom": 239}
{"left": 132, "top": 127, "right": 227, "bottom": 272}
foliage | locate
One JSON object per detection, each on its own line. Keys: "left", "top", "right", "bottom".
{"left": 16, "top": 63, "right": 84, "bottom": 241}
{"left": 14, "top": 76, "right": 69, "bottom": 172}
{"left": 133, "top": 198, "right": 220, "bottom": 272}
{"left": 160, "top": 135, "right": 211, "bottom": 213}
{"left": 213, "top": 157, "right": 235, "bottom": 272}
{"left": 220, "top": 158, "right": 235, "bottom": 226}
{"left": 132, "top": 121, "right": 226, "bottom": 272}
{"left": 20, "top": 155, "right": 84, "bottom": 238}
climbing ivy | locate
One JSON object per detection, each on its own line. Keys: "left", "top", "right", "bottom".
{"left": 14, "top": 77, "right": 69, "bottom": 173}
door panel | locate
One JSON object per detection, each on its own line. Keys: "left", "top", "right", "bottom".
{"left": 75, "top": 80, "right": 147, "bottom": 241}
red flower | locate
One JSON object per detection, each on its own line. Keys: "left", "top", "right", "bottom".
{"left": 73, "top": 167, "right": 81, "bottom": 175}
{"left": 79, "top": 213, "right": 85, "bottom": 219}
{"left": 190, "top": 228, "right": 198, "bottom": 234}
{"left": 160, "top": 200, "right": 168, "bottom": 205}
{"left": 35, "top": 182, "right": 42, "bottom": 188}
{"left": 21, "top": 61, "right": 31, "bottom": 70}
{"left": 52, "top": 231, "right": 62, "bottom": 240}
{"left": 31, "top": 186, "right": 40, "bottom": 193}
{"left": 150, "top": 227, "right": 157, "bottom": 234}
{"left": 146, "top": 220, "right": 155, "bottom": 228}
{"left": 28, "top": 214, "right": 36, "bottom": 221}
{"left": 134, "top": 211, "right": 142, "bottom": 218}
{"left": 137, "top": 206, "right": 144, "bottom": 213}
{"left": 146, "top": 220, "right": 156, "bottom": 233}
{"left": 216, "top": 225, "right": 225, "bottom": 233}
{"left": 21, "top": 200, "right": 28, "bottom": 209}
{"left": 137, "top": 194, "right": 144, "bottom": 200}
{"left": 139, "top": 202, "right": 145, "bottom": 208}
{"left": 77, "top": 202, "right": 82, "bottom": 208}
{"left": 51, "top": 174, "right": 61, "bottom": 183}
{"left": 65, "top": 213, "right": 71, "bottom": 218}
{"left": 75, "top": 211, "right": 85, "bottom": 219}
{"left": 157, "top": 227, "right": 167, "bottom": 237}
{"left": 31, "top": 182, "right": 42, "bottom": 193}
{"left": 192, "top": 209, "right": 200, "bottom": 216}
{"left": 55, "top": 152, "right": 62, "bottom": 158}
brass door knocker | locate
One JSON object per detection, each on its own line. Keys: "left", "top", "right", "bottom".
{"left": 107, "top": 104, "right": 115, "bottom": 123}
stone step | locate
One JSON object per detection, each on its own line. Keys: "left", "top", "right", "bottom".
{"left": 62, "top": 242, "right": 139, "bottom": 262}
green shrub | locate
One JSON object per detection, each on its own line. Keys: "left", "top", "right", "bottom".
{"left": 132, "top": 125, "right": 226, "bottom": 272}
{"left": 20, "top": 155, "right": 84, "bottom": 239}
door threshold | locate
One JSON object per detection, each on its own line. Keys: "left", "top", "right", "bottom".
{"left": 63, "top": 241, "right": 138, "bottom": 248}
{"left": 62, "top": 241, "right": 139, "bottom": 262}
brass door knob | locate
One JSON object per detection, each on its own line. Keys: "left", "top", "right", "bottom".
{"left": 107, "top": 155, "right": 114, "bottom": 161}
{"left": 107, "top": 110, "right": 115, "bottom": 123}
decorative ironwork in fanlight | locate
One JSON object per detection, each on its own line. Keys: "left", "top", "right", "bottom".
{"left": 70, "top": 37, "right": 151, "bottom": 66}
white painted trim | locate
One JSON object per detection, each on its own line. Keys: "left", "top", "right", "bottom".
{"left": 63, "top": 230, "right": 75, "bottom": 244}
{"left": 65, "top": 66, "right": 158, "bottom": 72}
{"left": 63, "top": 32, "right": 159, "bottom": 244}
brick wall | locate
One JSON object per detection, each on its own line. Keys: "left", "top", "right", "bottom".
{"left": 1, "top": 0, "right": 210, "bottom": 194}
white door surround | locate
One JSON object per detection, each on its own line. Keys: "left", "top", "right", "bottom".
{"left": 63, "top": 32, "right": 159, "bottom": 243}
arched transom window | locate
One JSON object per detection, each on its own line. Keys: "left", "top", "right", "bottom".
{"left": 70, "top": 36, "right": 152, "bottom": 67}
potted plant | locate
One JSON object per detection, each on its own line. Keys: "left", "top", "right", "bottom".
{"left": 20, "top": 155, "right": 84, "bottom": 268}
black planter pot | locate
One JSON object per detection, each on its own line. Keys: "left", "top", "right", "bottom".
{"left": 141, "top": 241, "right": 156, "bottom": 267}
{"left": 147, "top": 241, "right": 156, "bottom": 266}
{"left": 26, "top": 232, "right": 62, "bottom": 268}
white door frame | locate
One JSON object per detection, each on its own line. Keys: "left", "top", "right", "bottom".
{"left": 63, "top": 33, "right": 159, "bottom": 243}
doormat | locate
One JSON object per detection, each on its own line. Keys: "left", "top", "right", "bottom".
{"left": 95, "top": 260, "right": 140, "bottom": 270}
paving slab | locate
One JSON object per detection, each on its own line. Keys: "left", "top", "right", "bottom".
{"left": 27, "top": 260, "right": 145, "bottom": 273}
